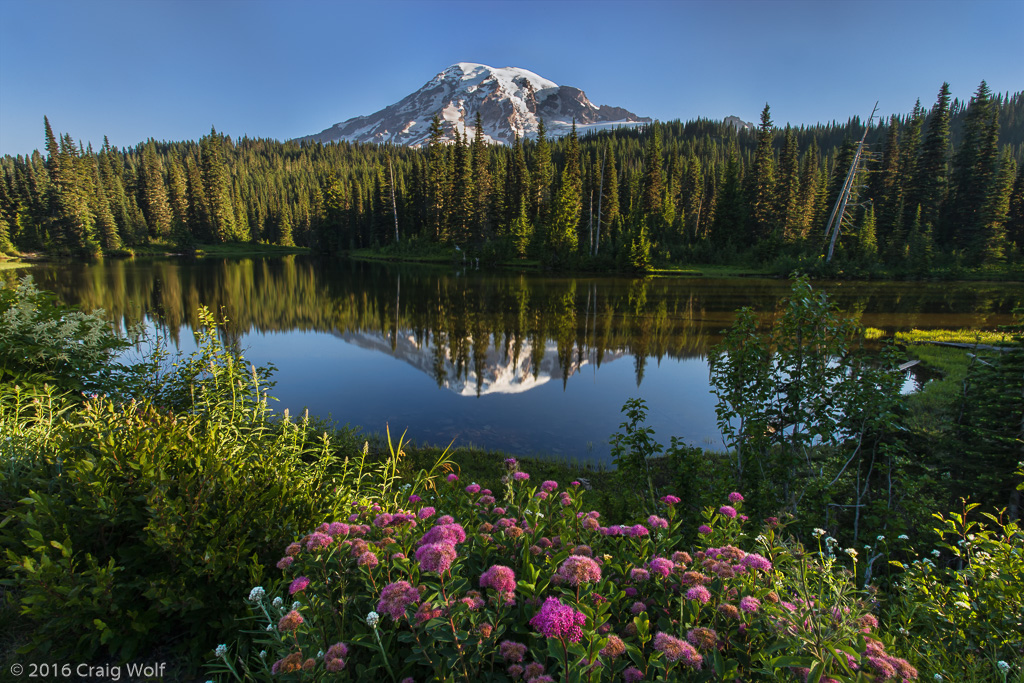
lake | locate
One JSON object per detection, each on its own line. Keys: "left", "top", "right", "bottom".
{"left": 12, "top": 255, "right": 1024, "bottom": 465}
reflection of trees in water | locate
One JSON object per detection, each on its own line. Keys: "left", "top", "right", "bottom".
{"left": 14, "top": 258, "right": 1024, "bottom": 391}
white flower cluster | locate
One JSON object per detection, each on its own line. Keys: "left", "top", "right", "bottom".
{"left": 248, "top": 586, "right": 266, "bottom": 603}
{"left": 214, "top": 644, "right": 228, "bottom": 658}
{"left": 812, "top": 528, "right": 827, "bottom": 538}
{"left": 367, "top": 610, "right": 380, "bottom": 627}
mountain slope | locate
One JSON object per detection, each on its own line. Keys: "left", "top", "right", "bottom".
{"left": 298, "top": 62, "right": 651, "bottom": 147}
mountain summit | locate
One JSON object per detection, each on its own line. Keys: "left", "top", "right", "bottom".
{"left": 298, "top": 62, "right": 650, "bottom": 147}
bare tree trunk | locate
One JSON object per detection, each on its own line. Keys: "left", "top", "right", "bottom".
{"left": 388, "top": 155, "right": 399, "bottom": 244}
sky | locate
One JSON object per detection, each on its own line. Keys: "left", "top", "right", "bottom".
{"left": 1, "top": 0, "right": 1022, "bottom": 157}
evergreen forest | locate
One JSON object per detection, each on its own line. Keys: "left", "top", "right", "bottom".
{"left": 2, "top": 81, "right": 1024, "bottom": 276}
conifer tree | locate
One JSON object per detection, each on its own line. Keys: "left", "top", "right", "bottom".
{"left": 141, "top": 141, "right": 173, "bottom": 239}
{"left": 640, "top": 122, "right": 664, "bottom": 235}
{"left": 1007, "top": 162, "right": 1024, "bottom": 254}
{"left": 978, "top": 149, "right": 1016, "bottom": 263}
{"left": 548, "top": 122, "right": 582, "bottom": 264}
{"left": 511, "top": 195, "right": 532, "bottom": 258}
{"left": 713, "top": 141, "right": 744, "bottom": 245}
{"left": 858, "top": 204, "right": 878, "bottom": 260}
{"left": 948, "top": 81, "right": 999, "bottom": 260}
{"left": 200, "top": 128, "right": 236, "bottom": 242}
{"left": 600, "top": 144, "right": 619, "bottom": 249}
{"left": 682, "top": 153, "right": 704, "bottom": 241}
{"left": 797, "top": 138, "right": 820, "bottom": 237}
{"left": 775, "top": 126, "right": 801, "bottom": 241}
{"left": 426, "top": 115, "right": 448, "bottom": 242}
{"left": 471, "top": 112, "right": 492, "bottom": 238}
{"left": 913, "top": 83, "right": 952, "bottom": 233}
{"left": 747, "top": 104, "right": 777, "bottom": 242}
{"left": 874, "top": 116, "right": 904, "bottom": 262}
{"left": 451, "top": 130, "right": 474, "bottom": 244}
{"left": 531, "top": 119, "right": 552, "bottom": 225}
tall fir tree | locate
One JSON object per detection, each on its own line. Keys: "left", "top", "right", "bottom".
{"left": 947, "top": 81, "right": 1000, "bottom": 261}
{"left": 747, "top": 104, "right": 777, "bottom": 241}
{"left": 531, "top": 118, "right": 553, "bottom": 225}
{"left": 200, "top": 128, "right": 237, "bottom": 242}
{"left": 775, "top": 126, "right": 801, "bottom": 242}
{"left": 913, "top": 83, "right": 952, "bottom": 234}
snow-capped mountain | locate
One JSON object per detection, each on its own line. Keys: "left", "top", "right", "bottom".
{"left": 298, "top": 62, "right": 651, "bottom": 147}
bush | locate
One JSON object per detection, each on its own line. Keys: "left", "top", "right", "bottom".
{"left": 211, "top": 465, "right": 916, "bottom": 682}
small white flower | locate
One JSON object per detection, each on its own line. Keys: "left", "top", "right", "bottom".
{"left": 826, "top": 536, "right": 838, "bottom": 547}
{"left": 934, "top": 674, "right": 943, "bottom": 682}
{"left": 898, "top": 627, "right": 909, "bottom": 635}
{"left": 967, "top": 534, "right": 976, "bottom": 542}
{"left": 845, "top": 548, "right": 858, "bottom": 559}
{"left": 317, "top": 650, "right": 325, "bottom": 659}
{"left": 292, "top": 601, "right": 301, "bottom": 610}
{"left": 931, "top": 549, "right": 941, "bottom": 557}
{"left": 997, "top": 661, "right": 1010, "bottom": 674}
{"left": 876, "top": 535, "right": 885, "bottom": 542}
{"left": 367, "top": 610, "right": 380, "bottom": 627}
{"left": 248, "top": 586, "right": 266, "bottom": 603}
{"left": 755, "top": 534, "right": 767, "bottom": 545}
{"left": 260, "top": 650, "right": 267, "bottom": 659}
{"left": 266, "top": 624, "right": 274, "bottom": 631}
{"left": 813, "top": 528, "right": 827, "bottom": 538}
{"left": 215, "top": 644, "right": 228, "bottom": 658}
{"left": 272, "top": 597, "right": 284, "bottom": 608}
{"left": 898, "top": 534, "right": 909, "bottom": 540}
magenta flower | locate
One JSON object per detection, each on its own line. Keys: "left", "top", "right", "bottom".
{"left": 378, "top": 580, "right": 421, "bottom": 620}
{"left": 629, "top": 524, "right": 650, "bottom": 537}
{"left": 328, "top": 522, "right": 350, "bottom": 536}
{"left": 648, "top": 515, "right": 669, "bottom": 530}
{"left": 504, "top": 457, "right": 518, "bottom": 468}
{"left": 630, "top": 601, "right": 646, "bottom": 615}
{"left": 630, "top": 567, "right": 650, "bottom": 582}
{"left": 652, "top": 632, "right": 702, "bottom": 668}
{"left": 529, "top": 597, "right": 586, "bottom": 642}
{"left": 685, "top": 585, "right": 712, "bottom": 604}
{"left": 535, "top": 491, "right": 549, "bottom": 500}
{"left": 373, "top": 512, "right": 394, "bottom": 527}
{"left": 417, "top": 506, "right": 436, "bottom": 520}
{"left": 740, "top": 553, "right": 772, "bottom": 572}
{"left": 288, "top": 576, "right": 310, "bottom": 595}
{"left": 419, "top": 522, "right": 467, "bottom": 546}
{"left": 557, "top": 555, "right": 602, "bottom": 586}
{"left": 358, "top": 551, "right": 379, "bottom": 569}
{"left": 306, "top": 532, "right": 333, "bottom": 551}
{"left": 648, "top": 557, "right": 675, "bottom": 577}
{"left": 659, "top": 494, "right": 681, "bottom": 505}
{"left": 465, "top": 483, "right": 481, "bottom": 494}
{"left": 446, "top": 473, "right": 459, "bottom": 482}
{"left": 513, "top": 472, "right": 530, "bottom": 481}
{"left": 623, "top": 666, "right": 644, "bottom": 682}
{"left": 739, "top": 596, "right": 761, "bottom": 614}
{"left": 326, "top": 642, "right": 348, "bottom": 659}
{"left": 415, "top": 542, "right": 457, "bottom": 574}
{"left": 499, "top": 639, "right": 527, "bottom": 663}
{"left": 480, "top": 565, "right": 517, "bottom": 601}
{"left": 276, "top": 556, "right": 294, "bottom": 570}
{"left": 479, "top": 495, "right": 496, "bottom": 505}
{"left": 571, "top": 481, "right": 581, "bottom": 487}
{"left": 408, "top": 494, "right": 422, "bottom": 503}
{"left": 728, "top": 491, "right": 745, "bottom": 503}
{"left": 698, "top": 524, "right": 712, "bottom": 535}
{"left": 541, "top": 480, "right": 558, "bottom": 492}
{"left": 718, "top": 505, "right": 737, "bottom": 518}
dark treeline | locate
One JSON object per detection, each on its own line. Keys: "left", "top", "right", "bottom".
{"left": 2, "top": 82, "right": 1023, "bottom": 274}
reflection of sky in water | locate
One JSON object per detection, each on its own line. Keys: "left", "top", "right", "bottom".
{"left": 231, "top": 327, "right": 721, "bottom": 465}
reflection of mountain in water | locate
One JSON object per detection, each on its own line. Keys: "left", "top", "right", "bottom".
{"left": 340, "top": 329, "right": 625, "bottom": 396}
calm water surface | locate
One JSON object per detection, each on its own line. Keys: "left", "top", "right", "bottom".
{"left": 14, "top": 256, "right": 1024, "bottom": 464}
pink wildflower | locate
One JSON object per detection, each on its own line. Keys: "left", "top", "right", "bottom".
{"left": 630, "top": 601, "right": 646, "bottom": 615}
{"left": 306, "top": 532, "right": 332, "bottom": 551}
{"left": 417, "top": 506, "right": 436, "bottom": 519}
{"left": 686, "top": 626, "right": 718, "bottom": 650}
{"left": 437, "top": 515, "right": 455, "bottom": 524}
{"left": 278, "top": 610, "right": 304, "bottom": 632}
{"left": 718, "top": 505, "right": 737, "bottom": 518}
{"left": 480, "top": 565, "right": 517, "bottom": 602}
{"left": 623, "top": 667, "right": 644, "bottom": 682}
{"left": 571, "top": 481, "right": 581, "bottom": 487}
{"left": 739, "top": 596, "right": 761, "bottom": 613}
{"left": 535, "top": 491, "right": 549, "bottom": 500}
{"left": 408, "top": 494, "right": 422, "bottom": 503}
{"left": 499, "top": 640, "right": 527, "bottom": 663}
{"left": 466, "top": 483, "right": 481, "bottom": 494}
{"left": 328, "top": 522, "right": 350, "bottom": 536}
{"left": 446, "top": 473, "right": 459, "bottom": 482}
{"left": 358, "top": 551, "right": 379, "bottom": 568}
{"left": 326, "top": 642, "right": 348, "bottom": 659}
{"left": 652, "top": 632, "right": 702, "bottom": 668}
{"left": 524, "top": 663, "right": 545, "bottom": 679}
{"left": 288, "top": 576, "right": 310, "bottom": 595}
{"left": 630, "top": 567, "right": 650, "bottom": 582}
{"left": 728, "top": 491, "right": 744, "bottom": 503}
{"left": 479, "top": 495, "right": 496, "bottom": 505}
{"left": 647, "top": 515, "right": 669, "bottom": 529}
{"left": 648, "top": 557, "right": 675, "bottom": 577}
{"left": 541, "top": 480, "right": 558, "bottom": 492}
{"left": 600, "top": 634, "right": 626, "bottom": 658}
{"left": 285, "top": 542, "right": 301, "bottom": 556}
{"left": 686, "top": 585, "right": 711, "bottom": 604}
{"left": 740, "top": 553, "right": 772, "bottom": 572}
{"left": 415, "top": 543, "right": 457, "bottom": 574}
{"left": 629, "top": 524, "right": 650, "bottom": 537}
{"left": 529, "top": 597, "right": 586, "bottom": 642}
{"left": 698, "top": 524, "right": 713, "bottom": 535}
{"left": 718, "top": 603, "right": 740, "bottom": 619}
{"left": 276, "top": 556, "right": 294, "bottom": 570}
{"left": 660, "top": 494, "right": 681, "bottom": 505}
{"left": 557, "top": 555, "right": 602, "bottom": 586}
{"left": 513, "top": 472, "right": 530, "bottom": 481}
{"left": 419, "top": 523, "right": 467, "bottom": 546}
{"left": 378, "top": 580, "right": 420, "bottom": 620}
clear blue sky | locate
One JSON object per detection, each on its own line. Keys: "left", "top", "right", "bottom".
{"left": 1, "top": 0, "right": 1021, "bottom": 156}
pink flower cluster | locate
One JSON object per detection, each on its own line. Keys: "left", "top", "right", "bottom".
{"left": 529, "top": 597, "right": 586, "bottom": 642}
{"left": 324, "top": 642, "right": 348, "bottom": 672}
{"left": 652, "top": 632, "right": 702, "bottom": 669}
{"left": 480, "top": 564, "right": 517, "bottom": 602}
{"left": 556, "top": 555, "right": 602, "bottom": 586}
{"left": 378, "top": 580, "right": 420, "bottom": 620}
